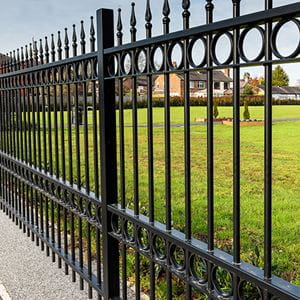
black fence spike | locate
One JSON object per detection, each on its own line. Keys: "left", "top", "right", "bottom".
{"left": 57, "top": 31, "right": 62, "bottom": 60}
{"left": 20, "top": 47, "right": 24, "bottom": 69}
{"left": 182, "top": 0, "right": 191, "bottom": 29}
{"left": 90, "top": 16, "right": 96, "bottom": 52}
{"left": 163, "top": 0, "right": 170, "bottom": 17}
{"left": 51, "top": 34, "right": 56, "bottom": 62}
{"left": 72, "top": 24, "right": 77, "bottom": 56}
{"left": 117, "top": 8, "right": 123, "bottom": 46}
{"left": 45, "top": 37, "right": 49, "bottom": 64}
{"left": 16, "top": 48, "right": 20, "bottom": 70}
{"left": 80, "top": 20, "right": 86, "bottom": 54}
{"left": 145, "top": 0, "right": 152, "bottom": 38}
{"left": 64, "top": 28, "right": 70, "bottom": 58}
{"left": 34, "top": 40, "right": 38, "bottom": 65}
{"left": 39, "top": 39, "right": 44, "bottom": 64}
{"left": 13, "top": 50, "right": 16, "bottom": 71}
{"left": 130, "top": 2, "right": 137, "bottom": 42}
{"left": 206, "top": 0, "right": 214, "bottom": 11}
{"left": 29, "top": 43, "right": 34, "bottom": 67}
{"left": 25, "top": 45, "right": 29, "bottom": 67}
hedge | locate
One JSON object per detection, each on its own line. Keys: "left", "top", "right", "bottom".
{"left": 117, "top": 95, "right": 300, "bottom": 109}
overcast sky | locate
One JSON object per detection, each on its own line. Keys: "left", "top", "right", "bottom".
{"left": 0, "top": 0, "right": 299, "bottom": 84}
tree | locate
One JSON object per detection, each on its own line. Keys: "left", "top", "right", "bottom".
{"left": 272, "top": 65, "right": 289, "bottom": 86}
{"left": 261, "top": 65, "right": 289, "bottom": 86}
{"left": 242, "top": 84, "right": 254, "bottom": 96}
{"left": 243, "top": 100, "right": 250, "bottom": 120}
{"left": 213, "top": 101, "right": 219, "bottom": 119}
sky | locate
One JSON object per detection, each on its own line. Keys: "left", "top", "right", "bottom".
{"left": 0, "top": 0, "right": 299, "bottom": 84}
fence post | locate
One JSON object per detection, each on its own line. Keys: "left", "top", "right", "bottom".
{"left": 97, "top": 8, "right": 120, "bottom": 299}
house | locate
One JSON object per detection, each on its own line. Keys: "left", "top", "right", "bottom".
{"left": 0, "top": 53, "right": 8, "bottom": 73}
{"left": 123, "top": 77, "right": 157, "bottom": 95}
{"left": 153, "top": 70, "right": 232, "bottom": 97}
{"left": 258, "top": 85, "right": 300, "bottom": 100}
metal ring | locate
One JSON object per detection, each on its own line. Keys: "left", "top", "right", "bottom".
{"left": 167, "top": 41, "right": 184, "bottom": 70}
{"left": 187, "top": 36, "right": 207, "bottom": 68}
{"left": 211, "top": 31, "right": 234, "bottom": 65}
{"left": 271, "top": 18, "right": 300, "bottom": 59}
{"left": 239, "top": 26, "right": 265, "bottom": 62}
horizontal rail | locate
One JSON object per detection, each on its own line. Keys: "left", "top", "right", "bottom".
{"left": 104, "top": 3, "right": 300, "bottom": 55}
{"left": 108, "top": 204, "right": 300, "bottom": 300}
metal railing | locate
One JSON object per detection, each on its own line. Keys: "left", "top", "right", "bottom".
{"left": 0, "top": 0, "right": 299, "bottom": 299}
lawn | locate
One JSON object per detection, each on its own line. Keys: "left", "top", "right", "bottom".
{"left": 19, "top": 105, "right": 300, "bottom": 285}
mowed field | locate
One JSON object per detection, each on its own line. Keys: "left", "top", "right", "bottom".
{"left": 23, "top": 105, "right": 300, "bottom": 284}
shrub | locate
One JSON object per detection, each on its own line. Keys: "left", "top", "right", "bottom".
{"left": 243, "top": 100, "right": 251, "bottom": 120}
{"left": 213, "top": 101, "right": 219, "bottom": 119}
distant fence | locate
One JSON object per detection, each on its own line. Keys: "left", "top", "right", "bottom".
{"left": 0, "top": 0, "right": 300, "bottom": 299}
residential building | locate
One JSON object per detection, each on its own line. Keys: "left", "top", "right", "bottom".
{"left": 153, "top": 70, "right": 232, "bottom": 97}
{"left": 258, "top": 85, "right": 300, "bottom": 100}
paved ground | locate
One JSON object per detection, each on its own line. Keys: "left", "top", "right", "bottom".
{"left": 0, "top": 212, "right": 94, "bottom": 300}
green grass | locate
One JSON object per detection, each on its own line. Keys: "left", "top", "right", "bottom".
{"left": 19, "top": 105, "right": 300, "bottom": 286}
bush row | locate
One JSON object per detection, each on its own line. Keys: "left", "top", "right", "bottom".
{"left": 118, "top": 96, "right": 300, "bottom": 109}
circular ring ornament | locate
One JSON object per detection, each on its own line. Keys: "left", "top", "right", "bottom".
{"left": 167, "top": 42, "right": 184, "bottom": 70}
{"left": 135, "top": 49, "right": 147, "bottom": 74}
{"left": 239, "top": 26, "right": 265, "bottom": 62}
{"left": 153, "top": 235, "right": 167, "bottom": 260}
{"left": 211, "top": 32, "right": 234, "bottom": 65}
{"left": 212, "top": 266, "right": 233, "bottom": 297}
{"left": 111, "top": 214, "right": 122, "bottom": 235}
{"left": 170, "top": 244, "right": 185, "bottom": 272}
{"left": 137, "top": 227, "right": 150, "bottom": 251}
{"left": 107, "top": 55, "right": 118, "bottom": 77}
{"left": 124, "top": 220, "right": 135, "bottom": 243}
{"left": 187, "top": 37, "right": 207, "bottom": 68}
{"left": 271, "top": 19, "right": 300, "bottom": 59}
{"left": 238, "top": 280, "right": 262, "bottom": 300}
{"left": 150, "top": 46, "right": 164, "bottom": 72}
{"left": 121, "top": 52, "right": 132, "bottom": 75}
{"left": 190, "top": 254, "right": 208, "bottom": 284}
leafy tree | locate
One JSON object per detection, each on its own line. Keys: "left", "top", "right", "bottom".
{"left": 242, "top": 84, "right": 254, "bottom": 96}
{"left": 272, "top": 65, "right": 289, "bottom": 86}
{"left": 243, "top": 100, "right": 250, "bottom": 120}
{"left": 213, "top": 101, "right": 219, "bottom": 119}
{"left": 261, "top": 65, "right": 289, "bottom": 86}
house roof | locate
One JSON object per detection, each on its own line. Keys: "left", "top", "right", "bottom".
{"left": 124, "top": 76, "right": 158, "bottom": 87}
{"left": 259, "top": 85, "right": 300, "bottom": 95}
{"left": 177, "top": 70, "right": 232, "bottom": 82}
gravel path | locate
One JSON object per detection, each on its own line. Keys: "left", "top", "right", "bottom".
{"left": 0, "top": 212, "right": 93, "bottom": 300}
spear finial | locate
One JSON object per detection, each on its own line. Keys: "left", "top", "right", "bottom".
{"left": 130, "top": 2, "right": 137, "bottom": 42}
{"left": 182, "top": 0, "right": 191, "bottom": 29}
{"left": 163, "top": 0, "right": 170, "bottom": 34}
{"left": 145, "top": 0, "right": 152, "bottom": 38}
{"left": 117, "top": 8, "right": 123, "bottom": 46}
{"left": 51, "top": 34, "right": 56, "bottom": 62}
{"left": 39, "top": 39, "right": 44, "bottom": 64}
{"left": 90, "top": 16, "right": 96, "bottom": 52}
{"left": 57, "top": 31, "right": 62, "bottom": 60}
{"left": 45, "top": 37, "right": 49, "bottom": 64}
{"left": 80, "top": 20, "right": 86, "bottom": 54}
{"left": 72, "top": 24, "right": 77, "bottom": 56}
{"left": 64, "top": 28, "right": 70, "bottom": 58}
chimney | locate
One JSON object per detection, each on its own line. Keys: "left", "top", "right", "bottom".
{"left": 172, "top": 61, "right": 177, "bottom": 68}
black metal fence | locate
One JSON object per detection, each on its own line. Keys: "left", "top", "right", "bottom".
{"left": 0, "top": 0, "right": 299, "bottom": 299}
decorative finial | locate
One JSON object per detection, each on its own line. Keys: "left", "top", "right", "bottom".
{"left": 51, "top": 34, "right": 56, "bottom": 62}
{"left": 90, "top": 16, "right": 95, "bottom": 52}
{"left": 130, "top": 2, "right": 137, "bottom": 42}
{"left": 117, "top": 9, "right": 123, "bottom": 46}
{"left": 45, "top": 37, "right": 49, "bottom": 63}
{"left": 163, "top": 0, "right": 170, "bottom": 34}
{"left": 21, "top": 47, "right": 25, "bottom": 69}
{"left": 34, "top": 40, "right": 38, "bottom": 65}
{"left": 145, "top": 0, "right": 152, "bottom": 38}
{"left": 57, "top": 31, "right": 62, "bottom": 60}
{"left": 17, "top": 48, "right": 20, "bottom": 70}
{"left": 64, "top": 28, "right": 69, "bottom": 58}
{"left": 29, "top": 43, "right": 33, "bottom": 66}
{"left": 206, "top": 0, "right": 214, "bottom": 11}
{"left": 25, "top": 45, "right": 29, "bottom": 67}
{"left": 182, "top": 0, "right": 191, "bottom": 29}
{"left": 72, "top": 24, "right": 77, "bottom": 56}
{"left": 39, "top": 39, "right": 44, "bottom": 64}
{"left": 80, "top": 21, "right": 86, "bottom": 54}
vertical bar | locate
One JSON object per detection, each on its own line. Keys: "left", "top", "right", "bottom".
{"left": 205, "top": 1, "right": 215, "bottom": 295}
{"left": 264, "top": 0, "right": 273, "bottom": 280}
{"left": 233, "top": 0, "right": 241, "bottom": 265}
{"left": 206, "top": 0, "right": 214, "bottom": 254}
{"left": 97, "top": 8, "right": 120, "bottom": 299}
